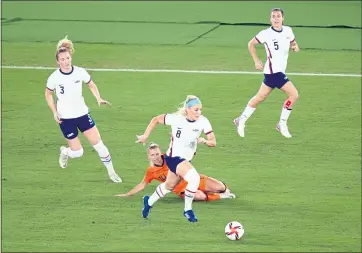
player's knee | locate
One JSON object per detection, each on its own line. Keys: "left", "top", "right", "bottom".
{"left": 184, "top": 168, "right": 200, "bottom": 185}
{"left": 217, "top": 181, "right": 228, "bottom": 192}
{"left": 252, "top": 94, "right": 267, "bottom": 104}
{"left": 194, "top": 191, "right": 207, "bottom": 201}
{"left": 293, "top": 90, "right": 299, "bottom": 100}
{"left": 165, "top": 181, "right": 175, "bottom": 191}
{"left": 68, "top": 148, "right": 84, "bottom": 158}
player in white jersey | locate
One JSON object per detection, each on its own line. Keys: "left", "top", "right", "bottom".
{"left": 44, "top": 36, "right": 122, "bottom": 183}
{"left": 135, "top": 95, "right": 216, "bottom": 222}
{"left": 234, "top": 8, "right": 300, "bottom": 138}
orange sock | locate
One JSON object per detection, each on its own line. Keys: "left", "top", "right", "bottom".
{"left": 206, "top": 193, "right": 221, "bottom": 201}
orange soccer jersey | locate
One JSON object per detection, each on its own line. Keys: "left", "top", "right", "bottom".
{"left": 143, "top": 159, "right": 208, "bottom": 196}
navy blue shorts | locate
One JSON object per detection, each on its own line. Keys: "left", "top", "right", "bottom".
{"left": 164, "top": 155, "right": 186, "bottom": 174}
{"left": 59, "top": 113, "right": 96, "bottom": 139}
{"left": 263, "top": 72, "right": 290, "bottom": 89}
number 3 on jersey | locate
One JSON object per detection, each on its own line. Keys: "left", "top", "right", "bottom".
{"left": 59, "top": 85, "right": 65, "bottom": 94}
{"left": 176, "top": 130, "right": 182, "bottom": 138}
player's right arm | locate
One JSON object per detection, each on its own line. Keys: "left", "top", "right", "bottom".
{"left": 136, "top": 114, "right": 166, "bottom": 144}
{"left": 45, "top": 76, "right": 62, "bottom": 124}
{"left": 248, "top": 30, "right": 266, "bottom": 71}
{"left": 114, "top": 179, "right": 149, "bottom": 197}
{"left": 115, "top": 168, "right": 154, "bottom": 197}
{"left": 248, "top": 38, "right": 263, "bottom": 71}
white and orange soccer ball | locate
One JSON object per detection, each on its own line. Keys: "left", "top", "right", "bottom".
{"left": 225, "top": 221, "right": 244, "bottom": 240}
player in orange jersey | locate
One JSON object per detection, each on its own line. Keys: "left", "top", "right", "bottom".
{"left": 114, "top": 143, "right": 236, "bottom": 201}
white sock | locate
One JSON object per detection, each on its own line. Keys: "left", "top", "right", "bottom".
{"left": 239, "top": 105, "right": 256, "bottom": 123}
{"left": 148, "top": 182, "right": 171, "bottom": 206}
{"left": 280, "top": 108, "right": 292, "bottom": 123}
{"left": 183, "top": 168, "right": 200, "bottom": 211}
{"left": 66, "top": 148, "right": 84, "bottom": 158}
{"left": 93, "top": 140, "right": 115, "bottom": 175}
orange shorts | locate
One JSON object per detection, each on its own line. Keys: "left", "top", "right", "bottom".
{"left": 172, "top": 174, "right": 208, "bottom": 197}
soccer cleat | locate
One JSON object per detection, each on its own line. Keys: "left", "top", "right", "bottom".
{"left": 276, "top": 122, "right": 292, "bottom": 138}
{"left": 183, "top": 210, "right": 198, "bottom": 222}
{"left": 220, "top": 192, "right": 236, "bottom": 199}
{"left": 142, "top": 196, "right": 152, "bottom": 218}
{"left": 109, "top": 173, "right": 122, "bottom": 183}
{"left": 233, "top": 118, "right": 245, "bottom": 137}
{"left": 59, "top": 146, "right": 68, "bottom": 169}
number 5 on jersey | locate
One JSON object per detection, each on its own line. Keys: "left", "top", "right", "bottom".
{"left": 274, "top": 41, "right": 279, "bottom": 50}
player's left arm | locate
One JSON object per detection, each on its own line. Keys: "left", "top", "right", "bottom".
{"left": 289, "top": 28, "right": 300, "bottom": 52}
{"left": 81, "top": 68, "right": 111, "bottom": 106}
{"left": 198, "top": 118, "right": 216, "bottom": 147}
{"left": 87, "top": 80, "right": 111, "bottom": 106}
{"left": 202, "top": 132, "right": 216, "bottom": 147}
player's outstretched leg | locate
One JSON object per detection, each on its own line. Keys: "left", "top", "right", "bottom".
{"left": 93, "top": 140, "right": 122, "bottom": 183}
{"left": 141, "top": 182, "right": 171, "bottom": 219}
{"left": 142, "top": 196, "right": 152, "bottom": 218}
{"left": 278, "top": 82, "right": 298, "bottom": 138}
{"left": 183, "top": 168, "right": 200, "bottom": 222}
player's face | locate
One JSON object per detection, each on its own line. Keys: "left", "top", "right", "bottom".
{"left": 187, "top": 104, "right": 202, "bottom": 121}
{"left": 270, "top": 11, "right": 284, "bottom": 29}
{"left": 148, "top": 148, "right": 163, "bottom": 166}
{"left": 57, "top": 51, "right": 72, "bottom": 72}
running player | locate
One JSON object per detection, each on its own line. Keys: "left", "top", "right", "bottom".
{"left": 135, "top": 95, "right": 216, "bottom": 222}
{"left": 234, "top": 8, "right": 300, "bottom": 138}
{"left": 44, "top": 36, "right": 122, "bottom": 183}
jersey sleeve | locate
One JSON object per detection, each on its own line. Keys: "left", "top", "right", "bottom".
{"left": 164, "top": 113, "right": 180, "bottom": 126}
{"left": 46, "top": 75, "right": 56, "bottom": 91}
{"left": 81, "top": 68, "right": 92, "bottom": 84}
{"left": 255, "top": 30, "right": 266, "bottom": 44}
{"left": 143, "top": 168, "right": 154, "bottom": 184}
{"left": 202, "top": 117, "right": 213, "bottom": 135}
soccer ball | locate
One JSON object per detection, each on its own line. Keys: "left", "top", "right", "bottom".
{"left": 225, "top": 221, "right": 244, "bottom": 240}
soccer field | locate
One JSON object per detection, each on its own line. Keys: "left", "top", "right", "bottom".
{"left": 2, "top": 1, "right": 361, "bottom": 252}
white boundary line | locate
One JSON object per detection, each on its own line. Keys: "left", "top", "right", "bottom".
{"left": 1, "top": 65, "right": 361, "bottom": 77}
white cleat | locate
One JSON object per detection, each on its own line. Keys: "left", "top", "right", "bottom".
{"left": 59, "top": 146, "right": 68, "bottom": 169}
{"left": 276, "top": 122, "right": 292, "bottom": 138}
{"left": 109, "top": 173, "right": 122, "bottom": 183}
{"left": 220, "top": 192, "right": 236, "bottom": 199}
{"left": 233, "top": 118, "right": 245, "bottom": 137}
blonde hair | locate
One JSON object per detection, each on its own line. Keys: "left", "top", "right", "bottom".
{"left": 175, "top": 95, "right": 201, "bottom": 116}
{"left": 55, "top": 36, "right": 75, "bottom": 59}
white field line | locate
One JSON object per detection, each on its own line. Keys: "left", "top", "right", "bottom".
{"left": 1, "top": 65, "right": 361, "bottom": 77}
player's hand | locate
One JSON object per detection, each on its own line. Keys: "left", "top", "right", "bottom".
{"left": 197, "top": 137, "right": 207, "bottom": 144}
{"left": 53, "top": 112, "right": 62, "bottom": 124}
{"left": 291, "top": 43, "right": 300, "bottom": 52}
{"left": 254, "top": 59, "right": 264, "bottom": 70}
{"left": 135, "top": 134, "right": 148, "bottom": 145}
{"left": 97, "top": 98, "right": 111, "bottom": 106}
{"left": 114, "top": 193, "right": 128, "bottom": 197}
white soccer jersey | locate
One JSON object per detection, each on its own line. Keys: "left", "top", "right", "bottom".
{"left": 255, "top": 26, "right": 295, "bottom": 74}
{"left": 164, "top": 114, "right": 213, "bottom": 161}
{"left": 46, "top": 66, "right": 92, "bottom": 119}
